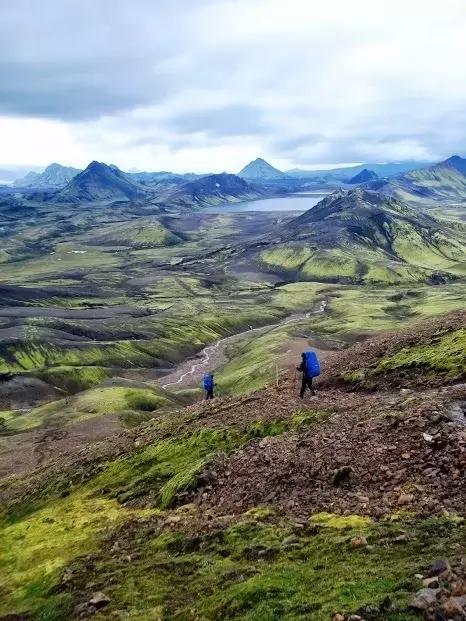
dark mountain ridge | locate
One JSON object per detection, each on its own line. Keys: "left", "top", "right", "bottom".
{"left": 156, "top": 172, "right": 271, "bottom": 208}
{"left": 52, "top": 161, "right": 149, "bottom": 203}
{"left": 347, "top": 168, "right": 378, "bottom": 184}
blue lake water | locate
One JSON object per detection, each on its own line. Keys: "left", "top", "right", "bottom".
{"left": 205, "top": 192, "right": 330, "bottom": 214}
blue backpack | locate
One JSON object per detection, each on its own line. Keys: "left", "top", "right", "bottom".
{"left": 203, "top": 374, "right": 214, "bottom": 390}
{"left": 304, "top": 351, "right": 320, "bottom": 378}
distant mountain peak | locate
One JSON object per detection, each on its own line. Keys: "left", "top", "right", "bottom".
{"left": 238, "top": 157, "right": 285, "bottom": 180}
{"left": 441, "top": 154, "right": 466, "bottom": 175}
{"left": 347, "top": 168, "right": 379, "bottom": 184}
{"left": 13, "top": 162, "right": 82, "bottom": 188}
{"left": 52, "top": 160, "right": 147, "bottom": 204}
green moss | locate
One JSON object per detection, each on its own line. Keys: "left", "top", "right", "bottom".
{"left": 310, "top": 512, "right": 372, "bottom": 530}
{"left": 65, "top": 514, "right": 465, "bottom": 621}
{"left": 216, "top": 329, "right": 291, "bottom": 395}
{"left": 0, "top": 491, "right": 154, "bottom": 617}
{"left": 245, "top": 506, "right": 277, "bottom": 520}
{"left": 3, "top": 386, "right": 171, "bottom": 433}
{"left": 35, "top": 365, "right": 111, "bottom": 394}
{"left": 86, "top": 219, "right": 182, "bottom": 249}
{"left": 375, "top": 328, "right": 466, "bottom": 378}
{"left": 341, "top": 370, "right": 366, "bottom": 384}
{"left": 91, "top": 419, "right": 304, "bottom": 508}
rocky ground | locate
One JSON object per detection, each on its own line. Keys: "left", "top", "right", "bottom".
{"left": 190, "top": 384, "right": 465, "bottom": 520}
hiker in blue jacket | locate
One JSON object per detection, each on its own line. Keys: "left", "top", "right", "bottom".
{"left": 203, "top": 373, "right": 215, "bottom": 400}
{"left": 297, "top": 351, "right": 320, "bottom": 398}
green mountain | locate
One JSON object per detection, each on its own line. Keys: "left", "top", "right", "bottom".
{"left": 381, "top": 155, "right": 466, "bottom": 202}
{"left": 238, "top": 157, "right": 286, "bottom": 180}
{"left": 256, "top": 188, "right": 466, "bottom": 283}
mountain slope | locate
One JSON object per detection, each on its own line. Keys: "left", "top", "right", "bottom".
{"left": 128, "top": 170, "right": 202, "bottom": 186}
{"left": 286, "top": 160, "right": 431, "bottom": 181}
{"left": 238, "top": 157, "right": 286, "bottom": 180}
{"left": 382, "top": 155, "right": 466, "bottom": 202}
{"left": 0, "top": 310, "right": 464, "bottom": 621}
{"left": 52, "top": 161, "right": 149, "bottom": 203}
{"left": 256, "top": 188, "right": 466, "bottom": 283}
{"left": 348, "top": 168, "right": 378, "bottom": 184}
{"left": 14, "top": 163, "right": 82, "bottom": 188}
{"left": 156, "top": 172, "right": 271, "bottom": 208}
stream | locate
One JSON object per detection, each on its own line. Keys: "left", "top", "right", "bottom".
{"left": 160, "top": 300, "right": 327, "bottom": 389}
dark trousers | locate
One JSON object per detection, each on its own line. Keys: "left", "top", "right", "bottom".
{"left": 300, "top": 376, "right": 315, "bottom": 398}
{"left": 205, "top": 388, "right": 214, "bottom": 400}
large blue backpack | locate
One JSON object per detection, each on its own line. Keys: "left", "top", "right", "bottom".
{"left": 304, "top": 351, "right": 320, "bottom": 378}
{"left": 203, "top": 374, "right": 214, "bottom": 390}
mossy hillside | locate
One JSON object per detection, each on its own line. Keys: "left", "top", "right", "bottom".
{"left": 35, "top": 365, "right": 111, "bottom": 394}
{"left": 261, "top": 243, "right": 435, "bottom": 285}
{"left": 375, "top": 328, "right": 466, "bottom": 378}
{"left": 68, "top": 513, "right": 465, "bottom": 621}
{"left": 215, "top": 283, "right": 466, "bottom": 395}
{"left": 84, "top": 219, "right": 182, "bottom": 249}
{"left": 216, "top": 326, "right": 297, "bottom": 395}
{"left": 0, "top": 410, "right": 330, "bottom": 521}
{"left": 89, "top": 415, "right": 323, "bottom": 508}
{"left": 393, "top": 226, "right": 466, "bottom": 273}
{"left": 340, "top": 327, "right": 465, "bottom": 388}
{"left": 0, "top": 385, "right": 172, "bottom": 433}
{"left": 0, "top": 491, "right": 156, "bottom": 618}
{"left": 2, "top": 243, "right": 121, "bottom": 284}
{"left": 0, "top": 414, "right": 329, "bottom": 617}
{"left": 311, "top": 283, "right": 466, "bottom": 336}
{"left": 0, "top": 340, "right": 165, "bottom": 375}
{"left": 362, "top": 263, "right": 430, "bottom": 285}
{"left": 259, "top": 206, "right": 466, "bottom": 283}
{"left": 260, "top": 246, "right": 363, "bottom": 282}
{"left": 0, "top": 280, "right": 326, "bottom": 377}
{"left": 260, "top": 246, "right": 314, "bottom": 271}
{"left": 0, "top": 299, "right": 290, "bottom": 376}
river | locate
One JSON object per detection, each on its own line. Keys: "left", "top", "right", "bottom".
{"left": 160, "top": 300, "right": 327, "bottom": 390}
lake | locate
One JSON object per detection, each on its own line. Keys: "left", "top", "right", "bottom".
{"left": 205, "top": 192, "right": 330, "bottom": 213}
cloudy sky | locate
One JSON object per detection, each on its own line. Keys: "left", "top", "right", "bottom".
{"left": 1, "top": 0, "right": 466, "bottom": 173}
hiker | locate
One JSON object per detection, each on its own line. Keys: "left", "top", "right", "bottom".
{"left": 203, "top": 373, "right": 215, "bottom": 400}
{"left": 297, "top": 350, "right": 320, "bottom": 398}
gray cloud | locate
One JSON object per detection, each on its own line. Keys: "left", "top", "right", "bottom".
{"left": 2, "top": 0, "right": 466, "bottom": 169}
{"left": 168, "top": 105, "right": 268, "bottom": 137}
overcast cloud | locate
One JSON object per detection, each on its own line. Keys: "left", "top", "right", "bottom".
{"left": 1, "top": 0, "right": 466, "bottom": 172}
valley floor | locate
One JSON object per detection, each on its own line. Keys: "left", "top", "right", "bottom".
{"left": 0, "top": 195, "right": 465, "bottom": 619}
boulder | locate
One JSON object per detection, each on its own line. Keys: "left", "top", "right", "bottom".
{"left": 429, "top": 559, "right": 451, "bottom": 577}
{"left": 411, "top": 588, "right": 439, "bottom": 610}
{"left": 350, "top": 536, "right": 368, "bottom": 548}
{"left": 441, "top": 595, "right": 466, "bottom": 617}
{"left": 88, "top": 592, "right": 111, "bottom": 609}
{"left": 397, "top": 493, "right": 415, "bottom": 506}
